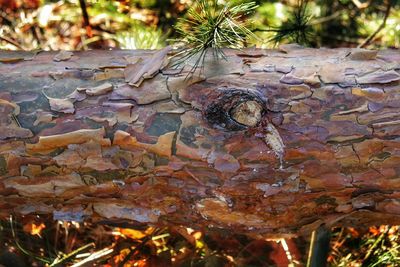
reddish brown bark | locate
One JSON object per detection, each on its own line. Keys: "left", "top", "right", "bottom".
{"left": 0, "top": 46, "right": 400, "bottom": 236}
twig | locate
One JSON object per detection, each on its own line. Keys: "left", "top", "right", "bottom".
{"left": 71, "top": 247, "right": 113, "bottom": 267}
{"left": 358, "top": 0, "right": 392, "bottom": 48}
{"left": 306, "top": 226, "right": 331, "bottom": 267}
{"left": 117, "top": 228, "right": 163, "bottom": 267}
{"left": 351, "top": 0, "right": 373, "bottom": 9}
{"left": 28, "top": 27, "right": 41, "bottom": 49}
{"left": 50, "top": 242, "right": 95, "bottom": 267}
{"left": 254, "top": 10, "right": 342, "bottom": 32}
{"left": 78, "top": 0, "right": 92, "bottom": 38}
{"left": 0, "top": 36, "right": 24, "bottom": 50}
{"left": 11, "top": 114, "right": 21, "bottom": 127}
{"left": 280, "top": 239, "right": 295, "bottom": 266}
{"left": 0, "top": 12, "right": 13, "bottom": 25}
{"left": 309, "top": 10, "right": 343, "bottom": 26}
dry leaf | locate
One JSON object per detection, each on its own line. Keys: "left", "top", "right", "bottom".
{"left": 23, "top": 222, "right": 46, "bottom": 237}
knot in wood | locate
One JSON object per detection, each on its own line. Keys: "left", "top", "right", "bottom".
{"left": 230, "top": 100, "right": 262, "bottom": 127}
{"left": 204, "top": 89, "right": 266, "bottom": 131}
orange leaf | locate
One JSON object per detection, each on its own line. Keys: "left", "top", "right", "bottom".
{"left": 23, "top": 222, "right": 46, "bottom": 237}
{"left": 368, "top": 226, "right": 380, "bottom": 236}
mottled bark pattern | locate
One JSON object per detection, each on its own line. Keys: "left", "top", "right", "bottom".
{"left": 0, "top": 46, "right": 399, "bottom": 235}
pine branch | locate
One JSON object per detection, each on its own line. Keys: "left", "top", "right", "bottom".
{"left": 173, "top": 0, "right": 258, "bottom": 74}
{"left": 358, "top": 0, "right": 392, "bottom": 48}
{"left": 267, "top": 0, "right": 313, "bottom": 46}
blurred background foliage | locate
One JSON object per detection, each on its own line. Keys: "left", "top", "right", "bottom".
{"left": 0, "top": 0, "right": 399, "bottom": 51}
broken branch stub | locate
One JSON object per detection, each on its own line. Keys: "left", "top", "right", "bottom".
{"left": 203, "top": 88, "right": 267, "bottom": 131}
{"left": 0, "top": 47, "right": 400, "bottom": 236}
{"left": 230, "top": 100, "right": 263, "bottom": 127}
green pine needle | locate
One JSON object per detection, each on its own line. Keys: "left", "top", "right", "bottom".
{"left": 173, "top": 0, "right": 258, "bottom": 74}
{"left": 268, "top": 0, "right": 313, "bottom": 46}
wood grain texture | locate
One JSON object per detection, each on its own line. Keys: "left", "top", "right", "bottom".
{"left": 0, "top": 46, "right": 399, "bottom": 236}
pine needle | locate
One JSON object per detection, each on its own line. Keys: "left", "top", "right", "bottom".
{"left": 267, "top": 0, "right": 313, "bottom": 46}
{"left": 173, "top": 0, "right": 258, "bottom": 74}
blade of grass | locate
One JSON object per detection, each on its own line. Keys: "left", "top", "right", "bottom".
{"left": 49, "top": 242, "right": 95, "bottom": 267}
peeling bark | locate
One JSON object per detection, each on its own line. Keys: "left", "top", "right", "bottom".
{"left": 0, "top": 47, "right": 400, "bottom": 236}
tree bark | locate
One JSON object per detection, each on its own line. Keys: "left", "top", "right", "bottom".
{"left": 0, "top": 46, "right": 399, "bottom": 236}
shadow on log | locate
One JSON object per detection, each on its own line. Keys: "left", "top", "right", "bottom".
{"left": 0, "top": 45, "right": 400, "bottom": 236}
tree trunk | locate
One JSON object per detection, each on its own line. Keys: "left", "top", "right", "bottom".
{"left": 0, "top": 46, "right": 399, "bottom": 236}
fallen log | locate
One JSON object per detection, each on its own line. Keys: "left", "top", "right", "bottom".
{"left": 0, "top": 46, "right": 399, "bottom": 236}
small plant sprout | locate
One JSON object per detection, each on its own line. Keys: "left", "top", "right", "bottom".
{"left": 173, "top": 0, "right": 258, "bottom": 74}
